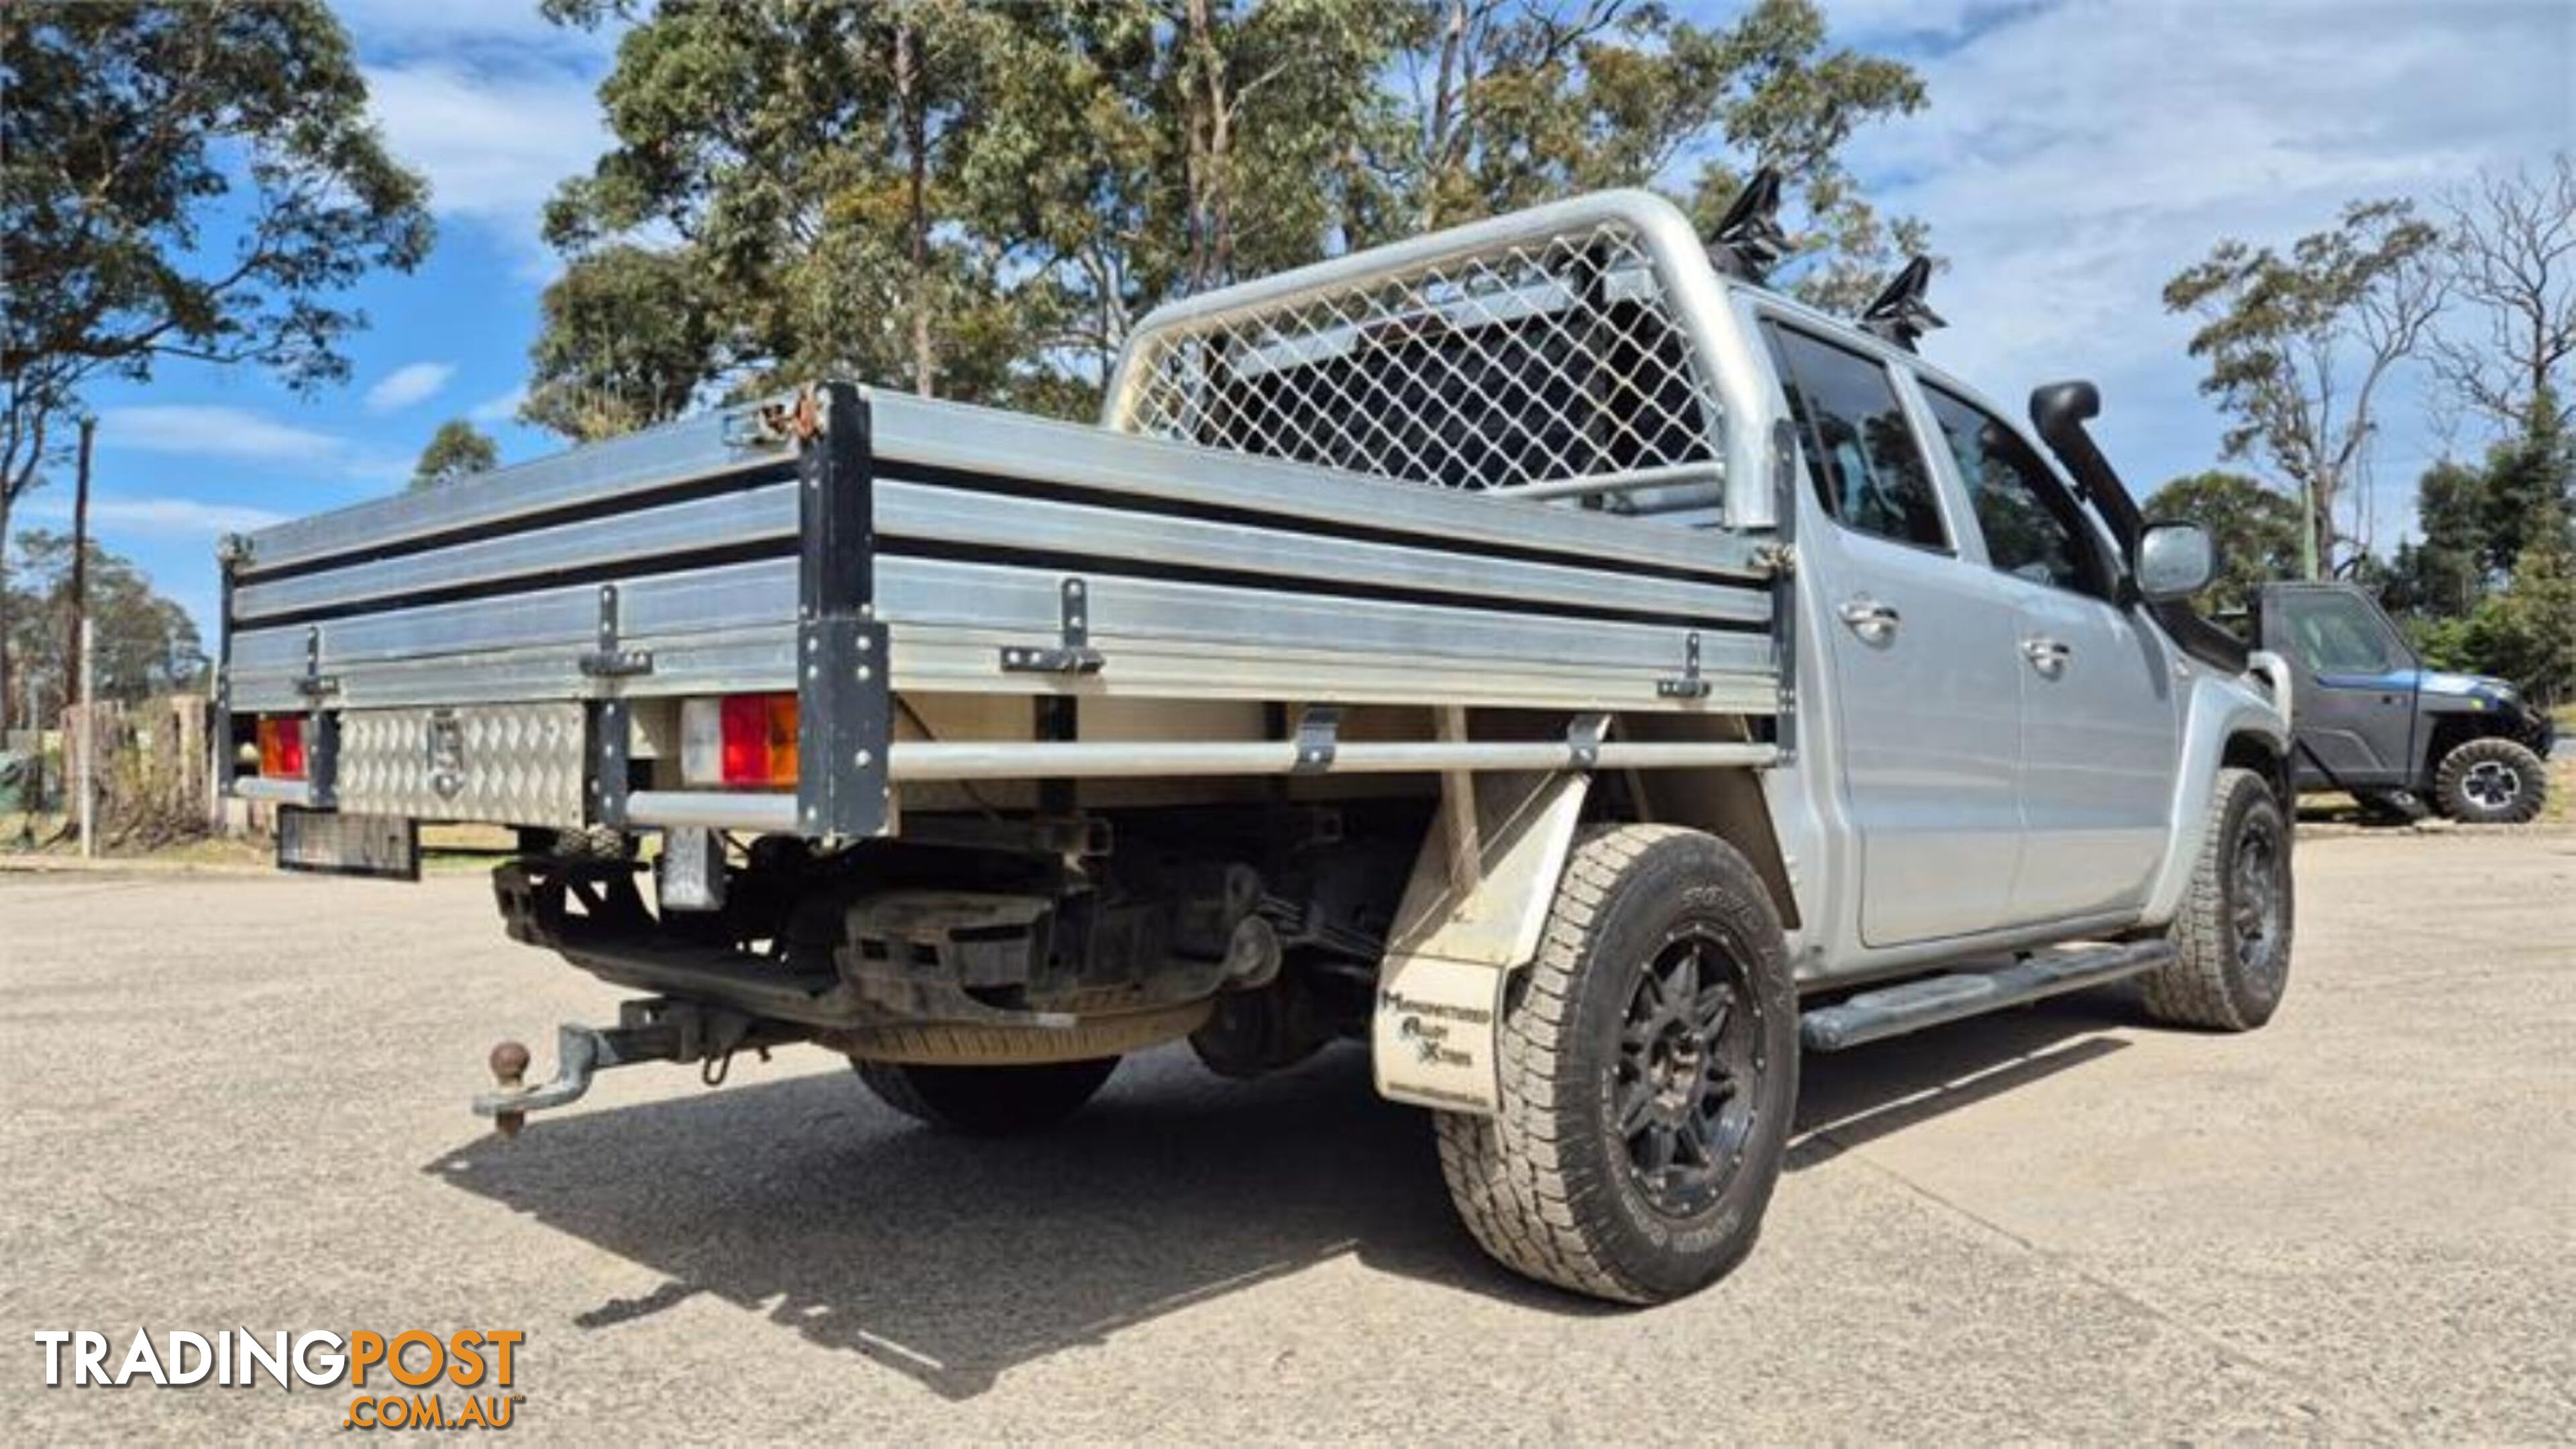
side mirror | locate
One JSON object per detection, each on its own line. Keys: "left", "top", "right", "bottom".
{"left": 2135, "top": 521, "right": 2217, "bottom": 602}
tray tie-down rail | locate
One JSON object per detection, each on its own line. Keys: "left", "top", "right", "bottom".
{"left": 472, "top": 998, "right": 798, "bottom": 1136}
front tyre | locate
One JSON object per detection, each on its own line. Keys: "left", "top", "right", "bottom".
{"left": 2432, "top": 736, "right": 2548, "bottom": 824}
{"left": 852, "top": 1057, "right": 1119, "bottom": 1136}
{"left": 2142, "top": 767, "right": 2293, "bottom": 1031}
{"left": 1435, "top": 826, "right": 1798, "bottom": 1304}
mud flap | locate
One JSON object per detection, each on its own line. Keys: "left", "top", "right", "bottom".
{"left": 1372, "top": 771, "right": 1589, "bottom": 1114}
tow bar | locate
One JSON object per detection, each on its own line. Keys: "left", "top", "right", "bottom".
{"left": 472, "top": 998, "right": 786, "bottom": 1136}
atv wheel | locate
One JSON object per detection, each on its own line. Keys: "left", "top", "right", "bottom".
{"left": 1434, "top": 825, "right": 1797, "bottom": 1304}
{"left": 2432, "top": 736, "right": 2548, "bottom": 824}
{"left": 2142, "top": 767, "right": 2292, "bottom": 1031}
{"left": 852, "top": 1057, "right": 1119, "bottom": 1136}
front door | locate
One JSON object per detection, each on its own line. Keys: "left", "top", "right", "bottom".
{"left": 2266, "top": 585, "right": 2419, "bottom": 790}
{"left": 1765, "top": 324, "right": 2025, "bottom": 946}
{"left": 1917, "top": 383, "right": 2178, "bottom": 921}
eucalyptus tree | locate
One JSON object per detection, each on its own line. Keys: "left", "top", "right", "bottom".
{"left": 0, "top": 0, "right": 431, "bottom": 725}
{"left": 527, "top": 0, "right": 1933, "bottom": 433}
{"left": 410, "top": 420, "right": 500, "bottom": 491}
{"left": 1370, "top": 0, "right": 1928, "bottom": 309}
{"left": 2430, "top": 154, "right": 2575, "bottom": 433}
{"left": 2163, "top": 199, "right": 2445, "bottom": 579}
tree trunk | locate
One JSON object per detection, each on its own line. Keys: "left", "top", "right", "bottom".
{"left": 2304, "top": 470, "right": 2336, "bottom": 581}
{"left": 1208, "top": 45, "right": 1233, "bottom": 282}
{"left": 0, "top": 491, "right": 13, "bottom": 735}
{"left": 1424, "top": 0, "right": 1467, "bottom": 229}
{"left": 896, "top": 19, "right": 935, "bottom": 398}
{"left": 66, "top": 417, "right": 94, "bottom": 712}
{"left": 1179, "top": 0, "right": 1234, "bottom": 292}
{"left": 0, "top": 411, "right": 38, "bottom": 736}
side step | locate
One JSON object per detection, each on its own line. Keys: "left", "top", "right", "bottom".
{"left": 1799, "top": 939, "right": 2173, "bottom": 1053}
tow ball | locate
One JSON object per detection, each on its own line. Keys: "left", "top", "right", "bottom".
{"left": 472, "top": 1000, "right": 771, "bottom": 1136}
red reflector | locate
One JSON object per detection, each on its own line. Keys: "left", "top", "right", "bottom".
{"left": 258, "top": 716, "right": 307, "bottom": 779}
{"left": 720, "top": 694, "right": 798, "bottom": 786}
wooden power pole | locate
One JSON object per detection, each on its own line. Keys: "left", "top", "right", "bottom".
{"left": 66, "top": 416, "right": 94, "bottom": 714}
{"left": 69, "top": 416, "right": 96, "bottom": 857}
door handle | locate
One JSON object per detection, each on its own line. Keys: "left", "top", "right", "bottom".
{"left": 2021, "top": 636, "right": 2072, "bottom": 676}
{"left": 1838, "top": 596, "right": 1902, "bottom": 643}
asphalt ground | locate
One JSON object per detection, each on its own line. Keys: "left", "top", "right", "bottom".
{"left": 3, "top": 828, "right": 2571, "bottom": 1442}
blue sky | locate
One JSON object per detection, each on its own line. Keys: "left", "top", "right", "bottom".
{"left": 36, "top": 0, "right": 2576, "bottom": 642}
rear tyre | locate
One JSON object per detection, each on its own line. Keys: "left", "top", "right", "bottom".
{"left": 1434, "top": 826, "right": 1797, "bottom": 1304}
{"left": 2143, "top": 767, "right": 2292, "bottom": 1031}
{"left": 2431, "top": 736, "right": 2548, "bottom": 825}
{"left": 851, "top": 1057, "right": 1119, "bottom": 1136}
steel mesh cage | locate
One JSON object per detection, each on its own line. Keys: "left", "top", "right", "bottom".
{"left": 1112, "top": 218, "right": 1724, "bottom": 511}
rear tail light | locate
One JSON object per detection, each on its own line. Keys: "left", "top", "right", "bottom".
{"left": 679, "top": 694, "right": 798, "bottom": 787}
{"left": 256, "top": 716, "right": 307, "bottom": 779}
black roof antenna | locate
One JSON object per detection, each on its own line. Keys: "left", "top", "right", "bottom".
{"left": 1704, "top": 167, "right": 1788, "bottom": 284}
{"left": 1858, "top": 256, "right": 1943, "bottom": 352}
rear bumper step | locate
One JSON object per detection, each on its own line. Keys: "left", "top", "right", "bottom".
{"left": 1799, "top": 939, "right": 2173, "bottom": 1052}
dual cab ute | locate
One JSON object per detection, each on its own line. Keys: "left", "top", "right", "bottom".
{"left": 221, "top": 186, "right": 2296, "bottom": 1303}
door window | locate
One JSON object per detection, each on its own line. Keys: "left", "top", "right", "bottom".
{"left": 2276, "top": 590, "right": 2400, "bottom": 675}
{"left": 1921, "top": 385, "right": 2102, "bottom": 596}
{"left": 1763, "top": 325, "right": 1949, "bottom": 550}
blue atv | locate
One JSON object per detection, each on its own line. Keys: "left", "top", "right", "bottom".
{"left": 2256, "top": 582, "right": 2557, "bottom": 824}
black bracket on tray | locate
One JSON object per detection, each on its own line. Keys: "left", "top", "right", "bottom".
{"left": 796, "top": 382, "right": 893, "bottom": 842}
{"left": 1657, "top": 631, "right": 1713, "bottom": 700}
{"left": 1291, "top": 706, "right": 1341, "bottom": 773}
{"left": 1000, "top": 576, "right": 1106, "bottom": 676}
{"left": 579, "top": 583, "right": 654, "bottom": 679}
{"left": 297, "top": 625, "right": 339, "bottom": 806}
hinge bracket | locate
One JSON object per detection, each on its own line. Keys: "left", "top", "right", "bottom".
{"left": 294, "top": 625, "right": 339, "bottom": 700}
{"left": 1000, "top": 576, "right": 1106, "bottom": 675}
{"left": 1657, "top": 631, "right": 1713, "bottom": 700}
{"left": 579, "top": 584, "right": 655, "bottom": 679}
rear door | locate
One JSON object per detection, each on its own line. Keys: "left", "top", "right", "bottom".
{"left": 2265, "top": 585, "right": 2419, "bottom": 788}
{"left": 1763, "top": 323, "right": 2025, "bottom": 946}
{"left": 1917, "top": 382, "right": 2179, "bottom": 922}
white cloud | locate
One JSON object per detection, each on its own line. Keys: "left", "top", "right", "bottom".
{"left": 364, "top": 361, "right": 456, "bottom": 414}
{"left": 95, "top": 497, "right": 291, "bottom": 535}
{"left": 346, "top": 454, "right": 421, "bottom": 490}
{"left": 1819, "top": 0, "right": 2010, "bottom": 42}
{"left": 333, "top": 0, "right": 622, "bottom": 57}
{"left": 94, "top": 406, "right": 344, "bottom": 463}
{"left": 20, "top": 494, "right": 289, "bottom": 538}
{"left": 1839, "top": 0, "right": 2575, "bottom": 543}
{"left": 363, "top": 60, "right": 611, "bottom": 275}
{"left": 468, "top": 386, "right": 528, "bottom": 425}
{"left": 89, "top": 405, "right": 412, "bottom": 493}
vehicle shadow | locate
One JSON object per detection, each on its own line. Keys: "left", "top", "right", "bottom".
{"left": 428, "top": 1044, "right": 1538, "bottom": 1399}
{"left": 1787, "top": 991, "right": 2136, "bottom": 1171}
{"left": 428, "top": 990, "right": 2139, "bottom": 1399}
